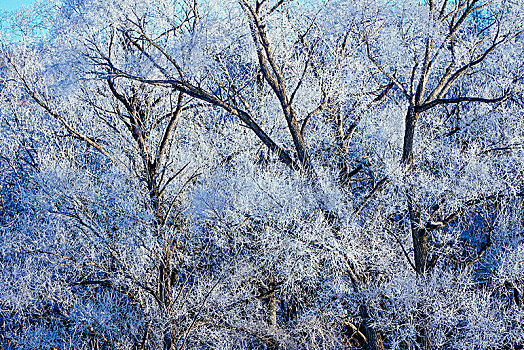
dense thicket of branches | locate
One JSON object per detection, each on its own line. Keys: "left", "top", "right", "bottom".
{"left": 1, "top": 0, "right": 524, "bottom": 349}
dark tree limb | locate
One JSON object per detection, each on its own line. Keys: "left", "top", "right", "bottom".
{"left": 416, "top": 93, "right": 510, "bottom": 113}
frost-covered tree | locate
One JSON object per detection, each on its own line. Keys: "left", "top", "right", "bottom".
{"left": 1, "top": 2, "right": 227, "bottom": 348}
{"left": 362, "top": 1, "right": 524, "bottom": 348}
{"left": 1, "top": 0, "right": 524, "bottom": 349}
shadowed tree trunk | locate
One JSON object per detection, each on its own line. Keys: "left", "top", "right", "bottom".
{"left": 360, "top": 305, "right": 385, "bottom": 350}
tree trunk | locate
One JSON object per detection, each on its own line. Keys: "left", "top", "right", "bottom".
{"left": 285, "top": 106, "right": 311, "bottom": 171}
{"left": 403, "top": 107, "right": 432, "bottom": 349}
{"left": 159, "top": 254, "right": 174, "bottom": 350}
{"left": 401, "top": 106, "right": 419, "bottom": 171}
{"left": 264, "top": 296, "right": 279, "bottom": 350}
{"left": 359, "top": 304, "right": 385, "bottom": 350}
{"left": 408, "top": 203, "right": 428, "bottom": 274}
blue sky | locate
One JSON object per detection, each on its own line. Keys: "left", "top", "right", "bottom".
{"left": 0, "top": 0, "right": 36, "bottom": 11}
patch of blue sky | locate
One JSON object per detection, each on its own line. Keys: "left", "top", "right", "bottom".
{"left": 0, "top": 0, "right": 37, "bottom": 11}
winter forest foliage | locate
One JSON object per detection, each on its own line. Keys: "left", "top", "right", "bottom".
{"left": 1, "top": 0, "right": 524, "bottom": 349}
